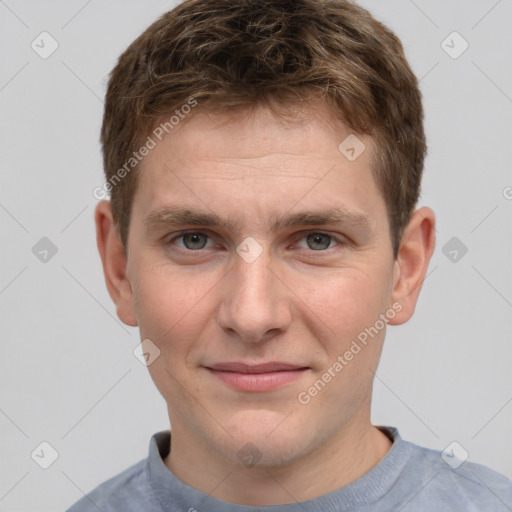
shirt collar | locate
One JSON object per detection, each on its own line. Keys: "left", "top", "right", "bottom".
{"left": 147, "top": 426, "right": 413, "bottom": 511}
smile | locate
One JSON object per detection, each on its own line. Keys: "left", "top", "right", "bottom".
{"left": 204, "top": 362, "right": 309, "bottom": 392}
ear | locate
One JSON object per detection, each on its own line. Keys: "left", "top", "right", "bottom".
{"left": 388, "top": 207, "right": 436, "bottom": 325}
{"left": 95, "top": 200, "right": 138, "bottom": 326}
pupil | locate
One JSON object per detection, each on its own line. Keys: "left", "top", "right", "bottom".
{"left": 308, "top": 233, "right": 330, "bottom": 250}
{"left": 185, "top": 233, "right": 206, "bottom": 249}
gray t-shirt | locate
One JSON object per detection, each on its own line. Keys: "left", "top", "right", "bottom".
{"left": 67, "top": 426, "right": 512, "bottom": 511}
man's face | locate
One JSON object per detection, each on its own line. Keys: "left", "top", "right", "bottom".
{"left": 125, "top": 104, "right": 399, "bottom": 466}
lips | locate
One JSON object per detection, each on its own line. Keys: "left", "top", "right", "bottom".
{"left": 207, "top": 362, "right": 307, "bottom": 373}
{"left": 204, "top": 362, "right": 309, "bottom": 392}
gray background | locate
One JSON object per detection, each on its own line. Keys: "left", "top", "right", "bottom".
{"left": 1, "top": 0, "right": 511, "bottom": 510}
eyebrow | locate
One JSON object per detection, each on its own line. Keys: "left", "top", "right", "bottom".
{"left": 144, "top": 206, "right": 373, "bottom": 233}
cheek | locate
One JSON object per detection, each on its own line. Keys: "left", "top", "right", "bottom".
{"left": 312, "top": 266, "right": 392, "bottom": 391}
{"left": 132, "top": 264, "right": 214, "bottom": 353}
{"left": 297, "top": 265, "right": 391, "bottom": 347}
{"left": 131, "top": 267, "right": 215, "bottom": 404}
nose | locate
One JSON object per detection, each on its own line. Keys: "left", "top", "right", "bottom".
{"left": 217, "top": 248, "right": 292, "bottom": 344}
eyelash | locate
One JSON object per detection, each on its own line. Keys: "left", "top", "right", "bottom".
{"left": 164, "top": 230, "right": 346, "bottom": 257}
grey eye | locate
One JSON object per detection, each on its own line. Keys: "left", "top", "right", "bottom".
{"left": 306, "top": 233, "right": 332, "bottom": 250}
{"left": 182, "top": 233, "right": 208, "bottom": 250}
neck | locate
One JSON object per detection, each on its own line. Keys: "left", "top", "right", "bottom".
{"left": 164, "top": 419, "right": 392, "bottom": 506}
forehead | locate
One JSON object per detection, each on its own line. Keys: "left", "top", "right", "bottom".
{"left": 132, "top": 103, "right": 386, "bottom": 231}
{"left": 146, "top": 103, "right": 371, "bottom": 164}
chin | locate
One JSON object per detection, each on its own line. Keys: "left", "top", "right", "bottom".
{"left": 215, "top": 409, "right": 313, "bottom": 468}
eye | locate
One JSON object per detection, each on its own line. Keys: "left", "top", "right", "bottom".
{"left": 296, "top": 232, "right": 341, "bottom": 251}
{"left": 165, "top": 230, "right": 345, "bottom": 255}
{"left": 169, "top": 231, "right": 213, "bottom": 251}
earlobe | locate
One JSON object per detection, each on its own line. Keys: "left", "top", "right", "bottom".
{"left": 95, "top": 200, "right": 138, "bottom": 327}
{"left": 388, "top": 207, "right": 436, "bottom": 326}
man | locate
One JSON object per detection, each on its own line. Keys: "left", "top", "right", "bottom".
{"left": 69, "top": 0, "right": 512, "bottom": 509}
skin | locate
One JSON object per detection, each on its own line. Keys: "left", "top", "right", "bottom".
{"left": 95, "top": 103, "right": 435, "bottom": 505}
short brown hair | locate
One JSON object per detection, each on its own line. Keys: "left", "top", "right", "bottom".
{"left": 101, "top": 0, "right": 426, "bottom": 257}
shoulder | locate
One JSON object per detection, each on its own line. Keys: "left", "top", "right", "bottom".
{"left": 66, "top": 430, "right": 171, "bottom": 511}
{"left": 402, "top": 440, "right": 512, "bottom": 510}
{"left": 66, "top": 458, "right": 157, "bottom": 511}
